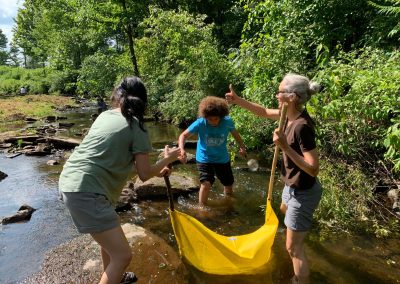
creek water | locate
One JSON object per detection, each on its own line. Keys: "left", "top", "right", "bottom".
{"left": 0, "top": 108, "right": 398, "bottom": 284}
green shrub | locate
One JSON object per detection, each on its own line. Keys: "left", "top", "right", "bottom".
{"left": 316, "top": 157, "right": 400, "bottom": 238}
{"left": 136, "top": 8, "right": 234, "bottom": 123}
{"left": 77, "top": 52, "right": 119, "bottom": 97}
{"left": 48, "top": 69, "right": 78, "bottom": 95}
{"left": 0, "top": 79, "right": 20, "bottom": 95}
{"left": 313, "top": 48, "right": 400, "bottom": 172}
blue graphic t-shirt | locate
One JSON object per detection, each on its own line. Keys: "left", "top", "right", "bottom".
{"left": 187, "top": 116, "right": 235, "bottom": 163}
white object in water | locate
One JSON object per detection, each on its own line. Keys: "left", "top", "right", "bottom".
{"left": 247, "top": 159, "right": 259, "bottom": 172}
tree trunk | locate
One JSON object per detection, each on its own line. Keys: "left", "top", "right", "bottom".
{"left": 121, "top": 0, "right": 139, "bottom": 76}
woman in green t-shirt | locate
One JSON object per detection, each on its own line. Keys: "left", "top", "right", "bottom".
{"left": 59, "top": 76, "right": 181, "bottom": 284}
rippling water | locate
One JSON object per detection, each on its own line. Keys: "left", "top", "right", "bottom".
{"left": 0, "top": 108, "right": 398, "bottom": 284}
{"left": 0, "top": 154, "right": 80, "bottom": 284}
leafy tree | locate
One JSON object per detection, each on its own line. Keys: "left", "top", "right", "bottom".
{"left": 8, "top": 42, "right": 21, "bottom": 67}
{"left": 0, "top": 29, "right": 8, "bottom": 65}
{"left": 177, "top": 0, "right": 247, "bottom": 51}
{"left": 369, "top": 0, "right": 400, "bottom": 37}
{"left": 13, "top": 0, "right": 47, "bottom": 67}
{"left": 313, "top": 48, "right": 400, "bottom": 173}
{"left": 227, "top": 0, "right": 397, "bottom": 151}
{"left": 77, "top": 52, "right": 119, "bottom": 97}
{"left": 136, "top": 8, "right": 235, "bottom": 124}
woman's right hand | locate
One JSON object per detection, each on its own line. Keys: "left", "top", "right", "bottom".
{"left": 225, "top": 84, "right": 239, "bottom": 104}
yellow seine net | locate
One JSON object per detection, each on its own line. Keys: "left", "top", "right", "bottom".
{"left": 169, "top": 200, "right": 278, "bottom": 275}
{"left": 166, "top": 103, "right": 287, "bottom": 275}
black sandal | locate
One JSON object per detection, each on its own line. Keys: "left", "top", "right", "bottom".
{"left": 120, "top": 271, "right": 138, "bottom": 284}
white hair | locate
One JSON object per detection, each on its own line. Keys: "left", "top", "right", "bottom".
{"left": 282, "top": 73, "right": 321, "bottom": 104}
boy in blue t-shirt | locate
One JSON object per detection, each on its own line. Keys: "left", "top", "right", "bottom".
{"left": 178, "top": 96, "right": 246, "bottom": 206}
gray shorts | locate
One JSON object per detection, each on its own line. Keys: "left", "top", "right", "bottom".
{"left": 60, "top": 191, "right": 120, "bottom": 234}
{"left": 281, "top": 180, "right": 322, "bottom": 231}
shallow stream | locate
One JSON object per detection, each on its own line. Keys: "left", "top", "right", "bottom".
{"left": 0, "top": 108, "right": 398, "bottom": 284}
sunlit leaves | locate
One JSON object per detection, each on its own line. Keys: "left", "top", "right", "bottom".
{"left": 314, "top": 48, "right": 400, "bottom": 171}
{"left": 135, "top": 8, "right": 234, "bottom": 122}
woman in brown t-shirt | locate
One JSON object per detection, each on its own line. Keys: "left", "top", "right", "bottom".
{"left": 225, "top": 73, "right": 322, "bottom": 284}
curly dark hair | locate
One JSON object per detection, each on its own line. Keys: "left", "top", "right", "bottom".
{"left": 198, "top": 96, "right": 229, "bottom": 118}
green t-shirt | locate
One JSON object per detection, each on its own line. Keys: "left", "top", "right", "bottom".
{"left": 59, "top": 110, "right": 152, "bottom": 204}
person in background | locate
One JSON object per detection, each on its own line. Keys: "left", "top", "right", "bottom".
{"left": 97, "top": 96, "right": 108, "bottom": 114}
{"left": 59, "top": 76, "right": 181, "bottom": 284}
{"left": 178, "top": 96, "right": 246, "bottom": 206}
{"left": 20, "top": 86, "right": 27, "bottom": 95}
{"left": 225, "top": 73, "right": 322, "bottom": 284}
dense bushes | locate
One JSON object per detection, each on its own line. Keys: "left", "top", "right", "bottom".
{"left": 316, "top": 157, "right": 399, "bottom": 238}
{"left": 136, "top": 8, "right": 235, "bottom": 123}
{"left": 313, "top": 48, "right": 400, "bottom": 172}
{"left": 0, "top": 66, "right": 51, "bottom": 95}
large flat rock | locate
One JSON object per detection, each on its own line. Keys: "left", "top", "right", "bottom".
{"left": 22, "top": 223, "right": 188, "bottom": 284}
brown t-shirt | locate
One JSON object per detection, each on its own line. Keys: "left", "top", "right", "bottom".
{"left": 280, "top": 110, "right": 316, "bottom": 190}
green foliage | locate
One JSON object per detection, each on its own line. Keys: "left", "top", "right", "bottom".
{"left": 160, "top": 90, "right": 204, "bottom": 125}
{"left": 0, "top": 66, "right": 52, "bottom": 95}
{"left": 0, "top": 28, "right": 8, "bottom": 65}
{"left": 369, "top": 0, "right": 400, "bottom": 37}
{"left": 77, "top": 52, "right": 119, "bottom": 97}
{"left": 313, "top": 48, "right": 400, "bottom": 172}
{"left": 0, "top": 79, "right": 21, "bottom": 95}
{"left": 48, "top": 69, "right": 78, "bottom": 95}
{"left": 384, "top": 121, "right": 400, "bottom": 171}
{"left": 316, "top": 158, "right": 399, "bottom": 237}
{"left": 136, "top": 8, "right": 235, "bottom": 122}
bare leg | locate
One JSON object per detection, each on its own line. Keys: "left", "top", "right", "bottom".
{"left": 199, "top": 181, "right": 211, "bottom": 206}
{"left": 286, "top": 228, "right": 309, "bottom": 284}
{"left": 223, "top": 185, "right": 233, "bottom": 197}
{"left": 280, "top": 202, "right": 287, "bottom": 214}
{"left": 91, "top": 226, "right": 132, "bottom": 284}
{"left": 101, "top": 247, "right": 110, "bottom": 271}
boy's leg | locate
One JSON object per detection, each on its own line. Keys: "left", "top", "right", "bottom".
{"left": 199, "top": 181, "right": 212, "bottom": 206}
{"left": 215, "top": 162, "right": 234, "bottom": 197}
{"left": 196, "top": 163, "right": 215, "bottom": 206}
{"left": 223, "top": 185, "right": 233, "bottom": 196}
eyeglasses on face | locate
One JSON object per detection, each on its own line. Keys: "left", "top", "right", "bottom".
{"left": 276, "top": 91, "right": 299, "bottom": 98}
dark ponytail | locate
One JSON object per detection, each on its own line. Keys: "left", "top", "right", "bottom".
{"left": 111, "top": 76, "right": 147, "bottom": 131}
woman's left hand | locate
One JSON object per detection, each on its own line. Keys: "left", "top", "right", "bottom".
{"left": 273, "top": 128, "right": 289, "bottom": 150}
{"left": 164, "top": 145, "right": 181, "bottom": 161}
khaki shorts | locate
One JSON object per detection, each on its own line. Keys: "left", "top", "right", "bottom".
{"left": 60, "top": 191, "right": 120, "bottom": 234}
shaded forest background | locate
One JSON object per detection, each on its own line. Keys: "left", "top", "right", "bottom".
{"left": 0, "top": 0, "right": 399, "bottom": 237}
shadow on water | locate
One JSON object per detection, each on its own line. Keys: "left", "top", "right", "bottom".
{"left": 1, "top": 108, "right": 399, "bottom": 283}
